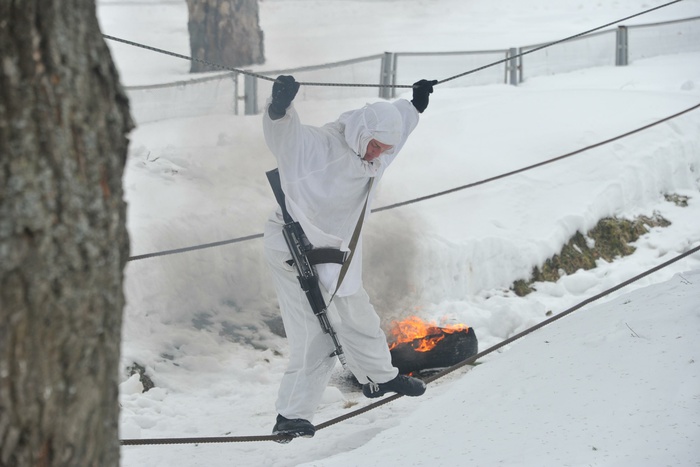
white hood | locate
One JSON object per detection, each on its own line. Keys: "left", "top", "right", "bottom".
{"left": 337, "top": 102, "right": 404, "bottom": 157}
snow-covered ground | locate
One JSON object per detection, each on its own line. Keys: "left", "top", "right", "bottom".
{"left": 97, "top": 0, "right": 700, "bottom": 465}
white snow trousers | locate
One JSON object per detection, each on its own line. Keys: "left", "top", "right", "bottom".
{"left": 265, "top": 247, "right": 398, "bottom": 421}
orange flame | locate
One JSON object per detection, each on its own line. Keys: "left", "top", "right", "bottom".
{"left": 388, "top": 316, "right": 469, "bottom": 352}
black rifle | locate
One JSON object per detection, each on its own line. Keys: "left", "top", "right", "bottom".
{"left": 266, "top": 169, "right": 348, "bottom": 367}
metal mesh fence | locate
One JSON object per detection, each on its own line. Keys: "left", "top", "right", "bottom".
{"left": 520, "top": 30, "right": 617, "bottom": 82}
{"left": 253, "top": 54, "right": 385, "bottom": 108}
{"left": 628, "top": 16, "right": 700, "bottom": 61}
{"left": 126, "top": 73, "right": 239, "bottom": 124}
{"left": 123, "top": 16, "right": 700, "bottom": 124}
{"left": 392, "top": 50, "right": 509, "bottom": 97}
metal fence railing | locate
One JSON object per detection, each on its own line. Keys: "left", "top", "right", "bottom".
{"left": 249, "top": 54, "right": 386, "bottom": 112}
{"left": 519, "top": 29, "right": 617, "bottom": 82}
{"left": 124, "top": 16, "right": 700, "bottom": 124}
{"left": 627, "top": 16, "right": 700, "bottom": 61}
{"left": 390, "top": 49, "right": 511, "bottom": 98}
{"left": 126, "top": 72, "right": 240, "bottom": 125}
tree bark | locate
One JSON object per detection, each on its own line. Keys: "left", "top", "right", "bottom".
{"left": 0, "top": 1, "right": 132, "bottom": 465}
{"left": 187, "top": 0, "right": 265, "bottom": 73}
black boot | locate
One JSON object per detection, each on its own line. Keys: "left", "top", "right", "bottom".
{"left": 362, "top": 374, "right": 427, "bottom": 398}
{"left": 272, "top": 414, "right": 315, "bottom": 443}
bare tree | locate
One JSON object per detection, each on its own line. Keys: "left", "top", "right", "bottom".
{"left": 0, "top": 0, "right": 132, "bottom": 465}
{"left": 187, "top": 0, "right": 265, "bottom": 72}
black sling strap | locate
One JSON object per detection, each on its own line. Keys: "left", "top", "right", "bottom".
{"left": 266, "top": 168, "right": 372, "bottom": 298}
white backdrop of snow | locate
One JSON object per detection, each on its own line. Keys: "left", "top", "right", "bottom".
{"left": 96, "top": 0, "right": 700, "bottom": 465}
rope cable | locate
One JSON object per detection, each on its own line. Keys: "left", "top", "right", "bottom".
{"left": 115, "top": 1, "right": 693, "bottom": 261}
{"left": 103, "top": 0, "right": 684, "bottom": 89}
{"left": 437, "top": 0, "right": 685, "bottom": 85}
{"left": 114, "top": 0, "right": 699, "bottom": 448}
{"left": 120, "top": 242, "right": 700, "bottom": 445}
{"left": 126, "top": 101, "right": 700, "bottom": 261}
{"left": 316, "top": 242, "right": 700, "bottom": 431}
{"left": 128, "top": 233, "right": 263, "bottom": 261}
{"left": 373, "top": 101, "right": 700, "bottom": 212}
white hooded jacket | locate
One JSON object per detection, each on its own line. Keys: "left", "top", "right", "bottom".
{"left": 263, "top": 99, "right": 420, "bottom": 297}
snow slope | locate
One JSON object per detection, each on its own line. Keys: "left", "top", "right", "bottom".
{"left": 301, "top": 270, "right": 700, "bottom": 467}
{"left": 95, "top": 0, "right": 700, "bottom": 465}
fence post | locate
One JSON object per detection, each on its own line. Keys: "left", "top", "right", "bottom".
{"left": 391, "top": 53, "right": 399, "bottom": 99}
{"left": 379, "top": 52, "right": 394, "bottom": 99}
{"left": 231, "top": 72, "right": 239, "bottom": 116}
{"left": 507, "top": 48, "right": 520, "bottom": 86}
{"left": 616, "top": 26, "right": 629, "bottom": 66}
{"left": 244, "top": 73, "right": 258, "bottom": 115}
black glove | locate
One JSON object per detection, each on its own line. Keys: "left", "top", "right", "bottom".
{"left": 270, "top": 75, "right": 300, "bottom": 116}
{"left": 411, "top": 79, "right": 438, "bottom": 113}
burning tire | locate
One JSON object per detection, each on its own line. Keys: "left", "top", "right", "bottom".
{"left": 388, "top": 316, "right": 478, "bottom": 375}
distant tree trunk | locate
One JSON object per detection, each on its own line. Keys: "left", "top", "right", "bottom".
{"left": 187, "top": 0, "right": 265, "bottom": 73}
{"left": 0, "top": 0, "right": 132, "bottom": 465}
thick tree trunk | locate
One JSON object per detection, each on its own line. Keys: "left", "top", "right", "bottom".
{"left": 0, "top": 1, "right": 132, "bottom": 466}
{"left": 187, "top": 0, "right": 265, "bottom": 72}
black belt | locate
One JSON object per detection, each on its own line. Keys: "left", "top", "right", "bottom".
{"left": 286, "top": 247, "right": 347, "bottom": 267}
